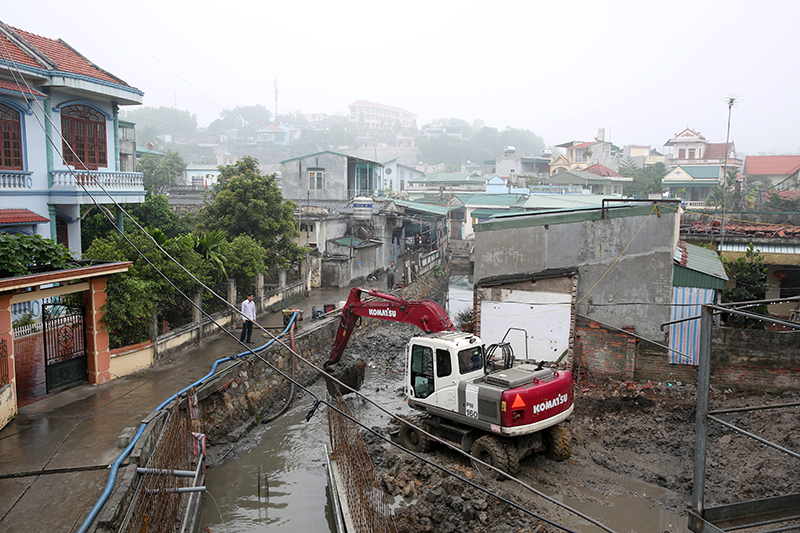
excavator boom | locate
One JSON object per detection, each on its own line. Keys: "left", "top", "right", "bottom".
{"left": 327, "top": 287, "right": 456, "bottom": 366}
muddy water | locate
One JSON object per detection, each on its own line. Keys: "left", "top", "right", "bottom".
{"left": 200, "top": 279, "right": 689, "bottom": 532}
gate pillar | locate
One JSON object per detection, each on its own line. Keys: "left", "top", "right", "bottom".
{"left": 84, "top": 277, "right": 111, "bottom": 385}
{"left": 0, "top": 293, "right": 17, "bottom": 424}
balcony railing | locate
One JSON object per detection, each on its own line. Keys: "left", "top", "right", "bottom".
{"left": 0, "top": 171, "right": 33, "bottom": 189}
{"left": 50, "top": 170, "right": 144, "bottom": 190}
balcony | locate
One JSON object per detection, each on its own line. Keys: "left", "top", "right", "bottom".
{"left": 50, "top": 170, "right": 146, "bottom": 204}
{"left": 0, "top": 171, "right": 33, "bottom": 189}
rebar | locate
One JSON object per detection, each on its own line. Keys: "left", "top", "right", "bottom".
{"left": 123, "top": 402, "right": 192, "bottom": 533}
{"left": 328, "top": 388, "right": 396, "bottom": 533}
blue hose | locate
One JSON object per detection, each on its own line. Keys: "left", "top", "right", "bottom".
{"left": 77, "top": 312, "right": 299, "bottom": 533}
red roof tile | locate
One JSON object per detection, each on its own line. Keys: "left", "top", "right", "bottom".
{"left": 11, "top": 27, "right": 124, "bottom": 85}
{"left": 744, "top": 155, "right": 800, "bottom": 177}
{"left": 0, "top": 208, "right": 50, "bottom": 224}
{"left": 583, "top": 163, "right": 623, "bottom": 178}
{"left": 0, "top": 78, "right": 45, "bottom": 97}
{"left": 703, "top": 142, "right": 732, "bottom": 159}
{"left": 683, "top": 220, "right": 800, "bottom": 238}
{"left": 777, "top": 190, "right": 800, "bottom": 201}
{"left": 1, "top": 24, "right": 126, "bottom": 86}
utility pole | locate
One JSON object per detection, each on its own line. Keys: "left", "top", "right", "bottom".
{"left": 274, "top": 78, "right": 279, "bottom": 123}
{"left": 719, "top": 94, "right": 742, "bottom": 249}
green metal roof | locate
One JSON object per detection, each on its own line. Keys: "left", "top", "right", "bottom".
{"left": 330, "top": 236, "right": 380, "bottom": 248}
{"left": 522, "top": 194, "right": 615, "bottom": 210}
{"left": 457, "top": 193, "right": 527, "bottom": 206}
{"left": 409, "top": 172, "right": 487, "bottom": 184}
{"left": 392, "top": 199, "right": 450, "bottom": 216}
{"left": 546, "top": 171, "right": 613, "bottom": 184}
{"left": 664, "top": 166, "right": 721, "bottom": 181}
{"left": 673, "top": 241, "right": 728, "bottom": 289}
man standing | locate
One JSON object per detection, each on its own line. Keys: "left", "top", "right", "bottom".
{"left": 387, "top": 261, "right": 396, "bottom": 290}
{"left": 240, "top": 292, "right": 256, "bottom": 344}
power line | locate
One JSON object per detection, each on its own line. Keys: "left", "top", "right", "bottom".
{"left": 0, "top": 41, "right": 610, "bottom": 533}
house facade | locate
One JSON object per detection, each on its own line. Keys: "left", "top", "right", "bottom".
{"left": 551, "top": 129, "right": 620, "bottom": 175}
{"left": 742, "top": 155, "right": 800, "bottom": 191}
{"left": 663, "top": 128, "right": 743, "bottom": 171}
{"left": 280, "top": 151, "right": 383, "bottom": 201}
{"left": 662, "top": 165, "right": 722, "bottom": 205}
{"left": 348, "top": 100, "right": 416, "bottom": 136}
{"left": 382, "top": 156, "right": 425, "bottom": 194}
{"left": 0, "top": 21, "right": 145, "bottom": 257}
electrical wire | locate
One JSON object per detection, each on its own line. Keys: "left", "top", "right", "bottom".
{"left": 0, "top": 40, "right": 610, "bottom": 533}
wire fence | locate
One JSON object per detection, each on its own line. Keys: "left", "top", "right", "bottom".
{"left": 328, "top": 388, "right": 397, "bottom": 533}
{"left": 122, "top": 402, "right": 194, "bottom": 533}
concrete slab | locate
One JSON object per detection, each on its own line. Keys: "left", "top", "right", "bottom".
{"left": 0, "top": 477, "right": 34, "bottom": 519}
{"left": 0, "top": 416, "right": 84, "bottom": 473}
{"left": 0, "top": 470, "right": 106, "bottom": 533}
{"left": 47, "top": 413, "right": 144, "bottom": 469}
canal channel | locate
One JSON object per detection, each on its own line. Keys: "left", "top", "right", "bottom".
{"left": 199, "top": 275, "right": 686, "bottom": 532}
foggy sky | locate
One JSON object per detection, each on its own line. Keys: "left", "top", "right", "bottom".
{"left": 5, "top": 0, "right": 798, "bottom": 155}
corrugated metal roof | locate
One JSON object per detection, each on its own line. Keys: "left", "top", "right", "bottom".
{"left": 458, "top": 193, "right": 527, "bottom": 207}
{"left": 392, "top": 199, "right": 450, "bottom": 216}
{"left": 673, "top": 241, "right": 728, "bottom": 282}
{"left": 678, "top": 166, "right": 721, "bottom": 179}
{"left": 409, "top": 172, "right": 486, "bottom": 184}
{"left": 719, "top": 242, "right": 800, "bottom": 254}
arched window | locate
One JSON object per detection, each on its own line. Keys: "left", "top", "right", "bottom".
{"left": 61, "top": 104, "right": 107, "bottom": 170}
{"left": 0, "top": 104, "right": 22, "bottom": 170}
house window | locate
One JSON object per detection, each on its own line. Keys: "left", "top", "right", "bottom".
{"left": 678, "top": 148, "right": 686, "bottom": 159}
{"left": 0, "top": 104, "right": 22, "bottom": 170}
{"left": 688, "top": 149, "right": 696, "bottom": 160}
{"left": 61, "top": 105, "right": 107, "bottom": 170}
{"left": 309, "top": 170, "right": 323, "bottom": 189}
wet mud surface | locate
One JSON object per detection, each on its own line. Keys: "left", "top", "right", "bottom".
{"left": 350, "top": 324, "right": 800, "bottom": 533}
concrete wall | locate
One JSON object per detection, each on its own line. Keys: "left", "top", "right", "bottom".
{"left": 575, "top": 319, "right": 800, "bottom": 391}
{"left": 281, "top": 153, "right": 348, "bottom": 201}
{"left": 109, "top": 342, "right": 154, "bottom": 378}
{"left": 474, "top": 205, "right": 680, "bottom": 343}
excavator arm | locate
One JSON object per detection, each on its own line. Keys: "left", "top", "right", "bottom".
{"left": 326, "top": 287, "right": 456, "bottom": 366}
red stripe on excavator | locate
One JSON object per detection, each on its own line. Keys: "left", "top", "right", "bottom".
{"left": 501, "top": 371, "right": 574, "bottom": 427}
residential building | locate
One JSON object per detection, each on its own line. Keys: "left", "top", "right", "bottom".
{"left": 456, "top": 193, "right": 527, "bottom": 239}
{"left": 545, "top": 166, "right": 631, "bottom": 195}
{"left": 663, "top": 128, "right": 743, "bottom": 171}
{"left": 280, "top": 150, "right": 383, "bottom": 201}
{"left": 407, "top": 172, "right": 488, "bottom": 194}
{"left": 348, "top": 100, "right": 416, "bottom": 136}
{"left": 621, "top": 145, "right": 667, "bottom": 168}
{"left": 382, "top": 156, "right": 425, "bottom": 194}
{"left": 742, "top": 155, "right": 800, "bottom": 190}
{"left": 0, "top": 21, "right": 145, "bottom": 257}
{"left": 662, "top": 165, "right": 722, "bottom": 205}
{"left": 256, "top": 124, "right": 290, "bottom": 146}
{"left": 487, "top": 148, "right": 550, "bottom": 183}
{"left": 551, "top": 128, "right": 620, "bottom": 175}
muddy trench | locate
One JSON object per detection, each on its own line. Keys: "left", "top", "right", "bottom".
{"left": 202, "top": 319, "right": 800, "bottom": 533}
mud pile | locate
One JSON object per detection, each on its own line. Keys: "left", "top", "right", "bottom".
{"left": 352, "top": 323, "right": 800, "bottom": 532}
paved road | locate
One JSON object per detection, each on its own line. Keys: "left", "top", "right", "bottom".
{"left": 0, "top": 284, "right": 365, "bottom": 532}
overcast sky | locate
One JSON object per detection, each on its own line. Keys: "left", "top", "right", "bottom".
{"left": 4, "top": 0, "right": 799, "bottom": 155}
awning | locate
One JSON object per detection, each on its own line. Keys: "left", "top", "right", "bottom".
{"left": 0, "top": 208, "right": 50, "bottom": 225}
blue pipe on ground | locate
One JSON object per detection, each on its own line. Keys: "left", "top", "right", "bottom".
{"left": 77, "top": 312, "right": 299, "bottom": 533}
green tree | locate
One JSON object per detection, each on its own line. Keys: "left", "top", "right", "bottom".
{"left": 0, "top": 234, "right": 75, "bottom": 277}
{"left": 622, "top": 162, "right": 667, "bottom": 197}
{"left": 198, "top": 156, "right": 305, "bottom": 270}
{"left": 139, "top": 151, "right": 187, "bottom": 194}
{"left": 705, "top": 169, "right": 739, "bottom": 209}
{"left": 119, "top": 106, "right": 198, "bottom": 144}
{"left": 721, "top": 243, "right": 771, "bottom": 328}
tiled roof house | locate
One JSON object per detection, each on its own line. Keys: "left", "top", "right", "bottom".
{"left": 0, "top": 20, "right": 145, "bottom": 255}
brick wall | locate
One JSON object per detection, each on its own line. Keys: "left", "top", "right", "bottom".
{"left": 575, "top": 317, "right": 800, "bottom": 390}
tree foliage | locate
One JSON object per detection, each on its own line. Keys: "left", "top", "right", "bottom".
{"left": 721, "top": 243, "right": 771, "bottom": 328}
{"left": 139, "top": 150, "right": 187, "bottom": 194}
{"left": 198, "top": 156, "right": 304, "bottom": 270}
{"left": 0, "top": 234, "right": 75, "bottom": 277}
{"left": 705, "top": 169, "right": 740, "bottom": 210}
{"left": 621, "top": 162, "right": 667, "bottom": 197}
{"left": 119, "top": 106, "right": 198, "bottom": 145}
{"left": 81, "top": 194, "right": 189, "bottom": 250}
{"left": 415, "top": 123, "right": 546, "bottom": 168}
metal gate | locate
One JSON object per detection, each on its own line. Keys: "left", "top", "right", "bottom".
{"left": 43, "top": 302, "right": 87, "bottom": 393}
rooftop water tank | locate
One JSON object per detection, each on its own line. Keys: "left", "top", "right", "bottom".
{"left": 352, "top": 196, "right": 373, "bottom": 221}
